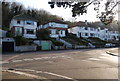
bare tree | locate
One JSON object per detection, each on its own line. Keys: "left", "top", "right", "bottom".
{"left": 48, "top": 0, "right": 120, "bottom": 25}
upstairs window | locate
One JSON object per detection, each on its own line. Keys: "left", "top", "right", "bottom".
{"left": 26, "top": 21, "right": 34, "bottom": 25}
{"left": 17, "top": 20, "right": 20, "bottom": 24}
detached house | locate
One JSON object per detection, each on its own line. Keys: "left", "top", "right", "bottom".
{"left": 10, "top": 14, "right": 37, "bottom": 39}
{"left": 38, "top": 20, "right": 68, "bottom": 38}
{"left": 68, "top": 21, "right": 119, "bottom": 41}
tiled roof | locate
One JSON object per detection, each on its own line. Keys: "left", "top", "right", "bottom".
{"left": 69, "top": 21, "right": 94, "bottom": 28}
{"left": 13, "top": 14, "right": 37, "bottom": 21}
{"left": 42, "top": 19, "right": 67, "bottom": 25}
{"left": 69, "top": 21, "right": 119, "bottom": 31}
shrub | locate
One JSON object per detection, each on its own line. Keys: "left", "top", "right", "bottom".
{"left": 6, "top": 31, "right": 14, "bottom": 37}
{"left": 50, "top": 39, "right": 64, "bottom": 46}
{"left": 36, "top": 29, "right": 50, "bottom": 40}
{"left": 88, "top": 37, "right": 107, "bottom": 46}
{"left": 14, "top": 36, "right": 29, "bottom": 46}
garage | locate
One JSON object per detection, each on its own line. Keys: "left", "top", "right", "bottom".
{"left": 2, "top": 42, "right": 14, "bottom": 52}
{"left": 2, "top": 38, "right": 15, "bottom": 53}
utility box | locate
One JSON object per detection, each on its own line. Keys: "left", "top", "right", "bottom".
{"left": 41, "top": 41, "right": 51, "bottom": 50}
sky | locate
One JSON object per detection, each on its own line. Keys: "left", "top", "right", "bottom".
{"left": 15, "top": 0, "right": 118, "bottom": 22}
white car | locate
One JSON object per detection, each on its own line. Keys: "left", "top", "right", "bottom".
{"left": 105, "top": 43, "right": 116, "bottom": 47}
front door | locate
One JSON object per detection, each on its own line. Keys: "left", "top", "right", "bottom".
{"left": 15, "top": 27, "right": 22, "bottom": 36}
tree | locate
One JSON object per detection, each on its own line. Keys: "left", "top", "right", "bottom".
{"left": 48, "top": 0, "right": 120, "bottom": 25}
{"left": 2, "top": 2, "right": 25, "bottom": 30}
{"left": 36, "top": 29, "right": 50, "bottom": 40}
{"left": 2, "top": 1, "right": 63, "bottom": 30}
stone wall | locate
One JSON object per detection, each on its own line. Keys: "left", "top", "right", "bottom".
{"left": 15, "top": 45, "right": 37, "bottom": 52}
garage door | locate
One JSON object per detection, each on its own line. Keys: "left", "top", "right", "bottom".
{"left": 2, "top": 42, "right": 14, "bottom": 52}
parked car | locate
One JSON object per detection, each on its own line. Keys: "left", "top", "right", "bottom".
{"left": 105, "top": 43, "right": 116, "bottom": 47}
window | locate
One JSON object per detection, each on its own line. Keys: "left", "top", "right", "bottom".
{"left": 106, "top": 30, "right": 108, "bottom": 33}
{"left": 17, "top": 20, "right": 20, "bottom": 24}
{"left": 90, "top": 33, "right": 94, "bottom": 37}
{"left": 90, "top": 28, "right": 94, "bottom": 31}
{"left": 98, "top": 29, "right": 99, "bottom": 31}
{"left": 85, "top": 27, "right": 88, "bottom": 30}
{"left": 85, "top": 33, "right": 88, "bottom": 36}
{"left": 52, "top": 30, "right": 56, "bottom": 34}
{"left": 26, "top": 21, "right": 34, "bottom": 25}
{"left": 26, "top": 29, "right": 34, "bottom": 34}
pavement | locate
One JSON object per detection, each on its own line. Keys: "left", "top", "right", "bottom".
{"left": 2, "top": 48, "right": 119, "bottom": 80}
{"left": 106, "top": 48, "right": 119, "bottom": 56}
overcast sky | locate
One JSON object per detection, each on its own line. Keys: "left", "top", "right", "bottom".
{"left": 15, "top": 0, "right": 118, "bottom": 22}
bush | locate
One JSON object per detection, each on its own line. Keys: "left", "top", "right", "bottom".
{"left": 6, "top": 31, "right": 14, "bottom": 37}
{"left": 63, "top": 33, "right": 88, "bottom": 46}
{"left": 50, "top": 39, "right": 64, "bottom": 46}
{"left": 36, "top": 29, "right": 50, "bottom": 40}
{"left": 14, "top": 36, "right": 29, "bottom": 46}
{"left": 88, "top": 37, "right": 107, "bottom": 46}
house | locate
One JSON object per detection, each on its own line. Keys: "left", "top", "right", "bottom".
{"left": 68, "top": 21, "right": 119, "bottom": 41}
{"left": 38, "top": 20, "right": 68, "bottom": 38}
{"left": 10, "top": 14, "right": 37, "bottom": 39}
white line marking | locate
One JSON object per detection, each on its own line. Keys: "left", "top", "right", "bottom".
{"left": 4, "top": 70, "right": 46, "bottom": 79}
{"left": 12, "top": 60, "right": 22, "bottom": 63}
{"left": 23, "top": 59, "right": 33, "bottom": 61}
{"left": 44, "top": 71, "right": 75, "bottom": 80}
{"left": 15, "top": 68, "right": 77, "bottom": 81}
{"left": 99, "top": 56, "right": 107, "bottom": 59}
{"left": 0, "top": 61, "right": 9, "bottom": 64}
{"left": 10, "top": 56, "right": 72, "bottom": 63}
{"left": 33, "top": 58, "right": 42, "bottom": 60}
{"left": 88, "top": 58, "right": 100, "bottom": 61}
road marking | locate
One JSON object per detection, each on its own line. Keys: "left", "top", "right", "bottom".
{"left": 99, "top": 56, "right": 107, "bottom": 59}
{"left": 10, "top": 55, "right": 72, "bottom": 63}
{"left": 12, "top": 60, "right": 22, "bottom": 63}
{"left": 43, "top": 71, "right": 76, "bottom": 80}
{"left": 4, "top": 54, "right": 23, "bottom": 62}
{"left": 23, "top": 59, "right": 33, "bottom": 61}
{"left": 15, "top": 68, "right": 77, "bottom": 81}
{"left": 3, "top": 70, "right": 46, "bottom": 79}
{"left": 0, "top": 61, "right": 9, "bottom": 64}
{"left": 33, "top": 58, "right": 42, "bottom": 60}
{"left": 88, "top": 58, "right": 100, "bottom": 61}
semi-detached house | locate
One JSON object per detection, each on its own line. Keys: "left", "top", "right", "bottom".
{"left": 38, "top": 20, "right": 68, "bottom": 38}
{"left": 68, "top": 21, "right": 119, "bottom": 41}
{"left": 10, "top": 14, "right": 37, "bottom": 39}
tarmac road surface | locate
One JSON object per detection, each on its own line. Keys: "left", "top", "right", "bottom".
{"left": 2, "top": 48, "right": 119, "bottom": 80}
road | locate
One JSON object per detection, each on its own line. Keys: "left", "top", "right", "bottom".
{"left": 2, "top": 48, "right": 119, "bottom": 80}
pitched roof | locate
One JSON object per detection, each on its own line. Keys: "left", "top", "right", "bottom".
{"left": 13, "top": 14, "right": 37, "bottom": 21}
{"left": 42, "top": 19, "right": 67, "bottom": 25}
{"left": 69, "top": 21, "right": 119, "bottom": 31}
{"left": 69, "top": 21, "right": 94, "bottom": 28}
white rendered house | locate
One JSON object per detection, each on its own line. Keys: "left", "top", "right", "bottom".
{"left": 68, "top": 21, "right": 119, "bottom": 41}
{"left": 38, "top": 20, "right": 68, "bottom": 38}
{"left": 10, "top": 14, "right": 37, "bottom": 39}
